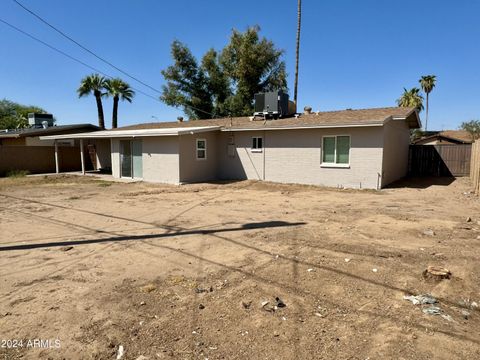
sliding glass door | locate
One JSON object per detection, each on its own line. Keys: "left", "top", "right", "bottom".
{"left": 120, "top": 139, "right": 142, "bottom": 179}
{"left": 132, "top": 140, "right": 143, "bottom": 179}
{"left": 120, "top": 140, "right": 132, "bottom": 178}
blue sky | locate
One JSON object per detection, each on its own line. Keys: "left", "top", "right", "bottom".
{"left": 1, "top": 0, "right": 479, "bottom": 130}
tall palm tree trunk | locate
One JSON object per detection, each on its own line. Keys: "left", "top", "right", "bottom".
{"left": 112, "top": 95, "right": 119, "bottom": 129}
{"left": 94, "top": 90, "right": 105, "bottom": 129}
{"left": 425, "top": 92, "right": 429, "bottom": 131}
{"left": 293, "top": 0, "right": 302, "bottom": 106}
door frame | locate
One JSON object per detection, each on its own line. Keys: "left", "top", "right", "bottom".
{"left": 119, "top": 139, "right": 143, "bottom": 179}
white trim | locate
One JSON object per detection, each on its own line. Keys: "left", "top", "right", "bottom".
{"left": 321, "top": 135, "right": 351, "bottom": 167}
{"left": 320, "top": 164, "right": 350, "bottom": 169}
{"left": 221, "top": 122, "right": 384, "bottom": 132}
{"left": 251, "top": 136, "right": 263, "bottom": 152}
{"left": 40, "top": 126, "right": 221, "bottom": 140}
{"left": 196, "top": 138, "right": 207, "bottom": 160}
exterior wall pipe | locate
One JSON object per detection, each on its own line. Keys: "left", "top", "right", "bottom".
{"left": 80, "top": 138, "right": 85, "bottom": 175}
{"left": 54, "top": 140, "right": 59, "bottom": 174}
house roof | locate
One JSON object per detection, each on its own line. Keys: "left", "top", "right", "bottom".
{"left": 413, "top": 130, "right": 475, "bottom": 144}
{"left": 113, "top": 106, "right": 420, "bottom": 132}
{"left": 0, "top": 124, "right": 99, "bottom": 139}
{"left": 39, "top": 107, "right": 420, "bottom": 141}
{"left": 40, "top": 126, "right": 222, "bottom": 140}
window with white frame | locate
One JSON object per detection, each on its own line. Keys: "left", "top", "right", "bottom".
{"left": 196, "top": 139, "right": 206, "bottom": 160}
{"left": 322, "top": 135, "right": 350, "bottom": 165}
{"left": 252, "top": 136, "right": 263, "bottom": 152}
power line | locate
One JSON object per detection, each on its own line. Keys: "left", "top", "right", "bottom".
{"left": 0, "top": 17, "right": 161, "bottom": 103}
{"left": 13, "top": 0, "right": 162, "bottom": 95}
{"left": 0, "top": 17, "right": 215, "bottom": 118}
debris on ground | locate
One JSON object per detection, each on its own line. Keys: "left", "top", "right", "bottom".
{"left": 241, "top": 300, "right": 252, "bottom": 309}
{"left": 307, "top": 268, "right": 314, "bottom": 272}
{"left": 423, "top": 266, "right": 452, "bottom": 280}
{"left": 139, "top": 301, "right": 146, "bottom": 306}
{"left": 466, "top": 217, "right": 472, "bottom": 222}
{"left": 461, "top": 310, "right": 470, "bottom": 320}
{"left": 372, "top": 268, "right": 378, "bottom": 273}
{"left": 198, "top": 304, "right": 205, "bottom": 310}
{"left": 344, "top": 258, "right": 351, "bottom": 262}
{"left": 423, "top": 229, "right": 435, "bottom": 236}
{"left": 116, "top": 345, "right": 125, "bottom": 360}
{"left": 139, "top": 283, "right": 156, "bottom": 293}
{"left": 458, "top": 299, "right": 478, "bottom": 309}
{"left": 403, "top": 294, "right": 437, "bottom": 305}
{"left": 195, "top": 287, "right": 209, "bottom": 294}
{"left": 60, "top": 246, "right": 74, "bottom": 252}
{"left": 422, "top": 306, "right": 453, "bottom": 322}
{"left": 275, "top": 297, "right": 286, "bottom": 308}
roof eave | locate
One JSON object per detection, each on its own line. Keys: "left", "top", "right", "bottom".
{"left": 220, "top": 122, "right": 385, "bottom": 132}
{"left": 40, "top": 126, "right": 221, "bottom": 140}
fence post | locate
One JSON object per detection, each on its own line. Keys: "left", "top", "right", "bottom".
{"left": 471, "top": 141, "right": 480, "bottom": 195}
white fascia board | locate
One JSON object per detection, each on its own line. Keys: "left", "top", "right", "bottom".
{"left": 220, "top": 122, "right": 384, "bottom": 132}
{"left": 177, "top": 127, "right": 221, "bottom": 135}
{"left": 40, "top": 126, "right": 221, "bottom": 140}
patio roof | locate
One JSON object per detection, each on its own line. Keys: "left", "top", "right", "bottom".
{"left": 40, "top": 126, "right": 221, "bottom": 140}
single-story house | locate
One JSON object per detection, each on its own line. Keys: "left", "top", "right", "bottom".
{"left": 412, "top": 130, "right": 474, "bottom": 145}
{"left": 41, "top": 107, "right": 420, "bottom": 189}
{"left": 0, "top": 124, "right": 99, "bottom": 175}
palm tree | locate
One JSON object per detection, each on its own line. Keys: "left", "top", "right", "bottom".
{"left": 77, "top": 74, "right": 107, "bottom": 129}
{"left": 397, "top": 87, "right": 424, "bottom": 113}
{"left": 419, "top": 75, "right": 436, "bottom": 131}
{"left": 104, "top": 78, "right": 135, "bottom": 128}
{"left": 293, "top": 0, "right": 302, "bottom": 106}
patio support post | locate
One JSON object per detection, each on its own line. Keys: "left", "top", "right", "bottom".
{"left": 80, "top": 139, "right": 85, "bottom": 175}
{"left": 54, "top": 140, "right": 59, "bottom": 174}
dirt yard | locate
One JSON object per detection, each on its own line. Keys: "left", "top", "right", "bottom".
{"left": 0, "top": 175, "right": 479, "bottom": 359}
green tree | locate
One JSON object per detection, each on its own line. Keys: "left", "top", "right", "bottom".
{"left": 77, "top": 74, "right": 107, "bottom": 129}
{"left": 460, "top": 120, "right": 480, "bottom": 140}
{"left": 397, "top": 87, "right": 424, "bottom": 113}
{"left": 419, "top": 75, "right": 437, "bottom": 131}
{"left": 161, "top": 26, "right": 287, "bottom": 119}
{"left": 0, "top": 99, "right": 48, "bottom": 129}
{"left": 104, "top": 78, "right": 135, "bottom": 128}
{"left": 201, "top": 48, "right": 232, "bottom": 117}
{"left": 294, "top": 0, "right": 302, "bottom": 105}
{"left": 161, "top": 41, "right": 215, "bottom": 119}
{"left": 220, "top": 26, "right": 287, "bottom": 116}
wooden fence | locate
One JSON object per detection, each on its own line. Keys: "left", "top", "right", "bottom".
{"left": 471, "top": 141, "right": 480, "bottom": 194}
{"left": 409, "top": 144, "right": 472, "bottom": 177}
{"left": 0, "top": 145, "right": 83, "bottom": 176}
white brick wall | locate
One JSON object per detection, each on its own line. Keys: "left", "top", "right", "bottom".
{"left": 219, "top": 127, "right": 385, "bottom": 189}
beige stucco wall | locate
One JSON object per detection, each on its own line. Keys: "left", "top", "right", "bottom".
{"left": 142, "top": 137, "right": 180, "bottom": 184}
{"left": 111, "top": 139, "right": 120, "bottom": 178}
{"left": 111, "top": 137, "right": 180, "bottom": 183}
{"left": 218, "top": 127, "right": 385, "bottom": 189}
{"left": 218, "top": 130, "right": 265, "bottom": 180}
{"left": 94, "top": 139, "right": 112, "bottom": 170}
{"left": 179, "top": 132, "right": 218, "bottom": 183}
{"left": 381, "top": 119, "right": 411, "bottom": 187}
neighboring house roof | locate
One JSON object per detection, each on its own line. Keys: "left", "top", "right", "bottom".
{"left": 413, "top": 130, "right": 475, "bottom": 144}
{"left": 0, "top": 124, "right": 99, "bottom": 139}
{"left": 113, "top": 107, "right": 420, "bottom": 132}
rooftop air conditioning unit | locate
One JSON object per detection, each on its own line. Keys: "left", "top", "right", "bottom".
{"left": 28, "top": 113, "right": 54, "bottom": 128}
{"left": 254, "top": 90, "right": 296, "bottom": 119}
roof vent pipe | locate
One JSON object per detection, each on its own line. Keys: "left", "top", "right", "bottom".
{"left": 303, "top": 106, "right": 312, "bottom": 115}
